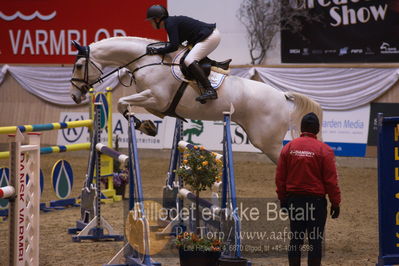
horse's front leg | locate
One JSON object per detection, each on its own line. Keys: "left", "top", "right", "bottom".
{"left": 117, "top": 89, "right": 158, "bottom": 114}
{"left": 117, "top": 89, "right": 159, "bottom": 136}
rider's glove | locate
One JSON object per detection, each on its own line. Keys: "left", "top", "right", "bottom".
{"left": 147, "top": 47, "right": 159, "bottom": 55}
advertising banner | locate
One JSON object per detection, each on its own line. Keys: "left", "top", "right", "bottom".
{"left": 321, "top": 105, "right": 370, "bottom": 157}
{"left": 57, "top": 112, "right": 166, "bottom": 149}
{"left": 58, "top": 105, "right": 370, "bottom": 157}
{"left": 0, "top": 0, "right": 166, "bottom": 64}
{"left": 281, "top": 0, "right": 399, "bottom": 63}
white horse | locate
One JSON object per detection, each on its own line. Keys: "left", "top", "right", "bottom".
{"left": 69, "top": 36, "right": 322, "bottom": 164}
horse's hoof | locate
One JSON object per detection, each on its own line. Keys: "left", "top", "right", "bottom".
{"left": 138, "top": 120, "right": 158, "bottom": 136}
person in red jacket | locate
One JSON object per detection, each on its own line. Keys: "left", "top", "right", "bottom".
{"left": 275, "top": 112, "right": 341, "bottom": 266}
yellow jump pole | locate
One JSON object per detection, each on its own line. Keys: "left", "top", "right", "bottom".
{"left": 0, "top": 120, "right": 93, "bottom": 135}
{"left": 0, "top": 143, "right": 91, "bottom": 159}
{"left": 89, "top": 87, "right": 120, "bottom": 201}
{"left": 100, "top": 87, "right": 120, "bottom": 201}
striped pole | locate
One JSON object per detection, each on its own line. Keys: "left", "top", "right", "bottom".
{"left": 0, "top": 185, "right": 15, "bottom": 199}
{"left": 95, "top": 143, "right": 129, "bottom": 167}
{"left": 0, "top": 143, "right": 91, "bottom": 159}
{"left": 178, "top": 188, "right": 220, "bottom": 212}
{"left": 0, "top": 120, "right": 93, "bottom": 135}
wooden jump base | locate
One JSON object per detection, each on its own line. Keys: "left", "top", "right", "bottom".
{"left": 2, "top": 131, "right": 41, "bottom": 266}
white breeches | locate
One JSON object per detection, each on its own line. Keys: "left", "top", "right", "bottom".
{"left": 184, "top": 28, "right": 221, "bottom": 66}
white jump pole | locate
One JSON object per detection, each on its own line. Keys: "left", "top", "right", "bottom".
{"left": 8, "top": 130, "right": 41, "bottom": 266}
{"left": 0, "top": 186, "right": 15, "bottom": 199}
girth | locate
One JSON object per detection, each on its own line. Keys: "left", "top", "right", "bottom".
{"left": 161, "top": 82, "right": 189, "bottom": 122}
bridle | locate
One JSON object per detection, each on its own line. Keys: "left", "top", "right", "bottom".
{"left": 70, "top": 45, "right": 104, "bottom": 95}
{"left": 70, "top": 42, "right": 178, "bottom": 95}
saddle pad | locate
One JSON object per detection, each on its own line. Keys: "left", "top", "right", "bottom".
{"left": 171, "top": 48, "right": 226, "bottom": 89}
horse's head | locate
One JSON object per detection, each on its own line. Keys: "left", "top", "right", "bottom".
{"left": 70, "top": 41, "right": 103, "bottom": 104}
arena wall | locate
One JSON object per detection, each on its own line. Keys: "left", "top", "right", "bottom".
{"left": 1, "top": 66, "right": 399, "bottom": 148}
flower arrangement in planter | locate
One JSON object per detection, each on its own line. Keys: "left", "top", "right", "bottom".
{"left": 175, "top": 144, "right": 222, "bottom": 232}
{"left": 174, "top": 145, "right": 223, "bottom": 265}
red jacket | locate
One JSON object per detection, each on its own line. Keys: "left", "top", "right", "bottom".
{"left": 275, "top": 132, "right": 341, "bottom": 207}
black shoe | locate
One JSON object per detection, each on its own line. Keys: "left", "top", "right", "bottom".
{"left": 195, "top": 89, "right": 218, "bottom": 103}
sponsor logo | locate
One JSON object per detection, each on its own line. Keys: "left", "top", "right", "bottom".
{"left": 365, "top": 47, "right": 375, "bottom": 55}
{"left": 290, "top": 150, "right": 315, "bottom": 158}
{"left": 312, "top": 49, "right": 323, "bottom": 54}
{"left": 339, "top": 47, "right": 349, "bottom": 56}
{"left": 61, "top": 114, "right": 86, "bottom": 143}
{"left": 350, "top": 49, "right": 363, "bottom": 54}
{"left": 183, "top": 120, "right": 204, "bottom": 145}
{"left": 0, "top": 11, "right": 57, "bottom": 21}
{"left": 324, "top": 49, "right": 337, "bottom": 54}
{"left": 302, "top": 48, "right": 310, "bottom": 56}
{"left": 380, "top": 42, "right": 399, "bottom": 54}
{"left": 289, "top": 49, "right": 301, "bottom": 54}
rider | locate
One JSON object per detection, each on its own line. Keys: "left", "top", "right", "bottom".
{"left": 146, "top": 4, "right": 220, "bottom": 103}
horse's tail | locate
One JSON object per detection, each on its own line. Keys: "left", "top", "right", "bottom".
{"left": 285, "top": 91, "right": 323, "bottom": 140}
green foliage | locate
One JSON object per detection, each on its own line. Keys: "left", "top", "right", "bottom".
{"left": 175, "top": 145, "right": 222, "bottom": 194}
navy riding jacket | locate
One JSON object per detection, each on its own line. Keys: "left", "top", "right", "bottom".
{"left": 155, "top": 16, "right": 216, "bottom": 54}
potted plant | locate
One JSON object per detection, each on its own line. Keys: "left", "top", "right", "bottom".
{"left": 175, "top": 145, "right": 223, "bottom": 266}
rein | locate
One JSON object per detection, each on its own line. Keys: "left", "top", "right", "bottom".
{"left": 88, "top": 53, "right": 148, "bottom": 87}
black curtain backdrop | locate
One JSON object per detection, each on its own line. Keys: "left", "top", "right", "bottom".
{"left": 281, "top": 0, "right": 399, "bottom": 63}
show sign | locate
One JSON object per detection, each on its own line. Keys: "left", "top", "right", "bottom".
{"left": 281, "top": 0, "right": 399, "bottom": 63}
{"left": 58, "top": 106, "right": 370, "bottom": 157}
{"left": 0, "top": 0, "right": 166, "bottom": 64}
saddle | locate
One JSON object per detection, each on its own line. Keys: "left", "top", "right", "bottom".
{"left": 179, "top": 49, "right": 232, "bottom": 81}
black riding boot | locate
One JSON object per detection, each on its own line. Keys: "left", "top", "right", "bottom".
{"left": 187, "top": 61, "right": 218, "bottom": 103}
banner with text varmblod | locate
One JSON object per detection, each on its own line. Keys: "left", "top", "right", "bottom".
{"left": 0, "top": 0, "right": 166, "bottom": 64}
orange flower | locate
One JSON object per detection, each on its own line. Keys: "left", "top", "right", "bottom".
{"left": 211, "top": 247, "right": 220, "bottom": 251}
{"left": 212, "top": 239, "right": 221, "bottom": 246}
{"left": 183, "top": 159, "right": 188, "bottom": 164}
{"left": 202, "top": 161, "right": 208, "bottom": 166}
{"left": 200, "top": 146, "right": 205, "bottom": 150}
{"left": 193, "top": 145, "right": 198, "bottom": 149}
{"left": 191, "top": 233, "right": 199, "bottom": 242}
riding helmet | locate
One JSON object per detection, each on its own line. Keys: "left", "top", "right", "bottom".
{"left": 146, "top": 5, "right": 169, "bottom": 20}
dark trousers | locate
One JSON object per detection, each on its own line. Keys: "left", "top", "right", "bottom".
{"left": 287, "top": 195, "right": 327, "bottom": 266}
